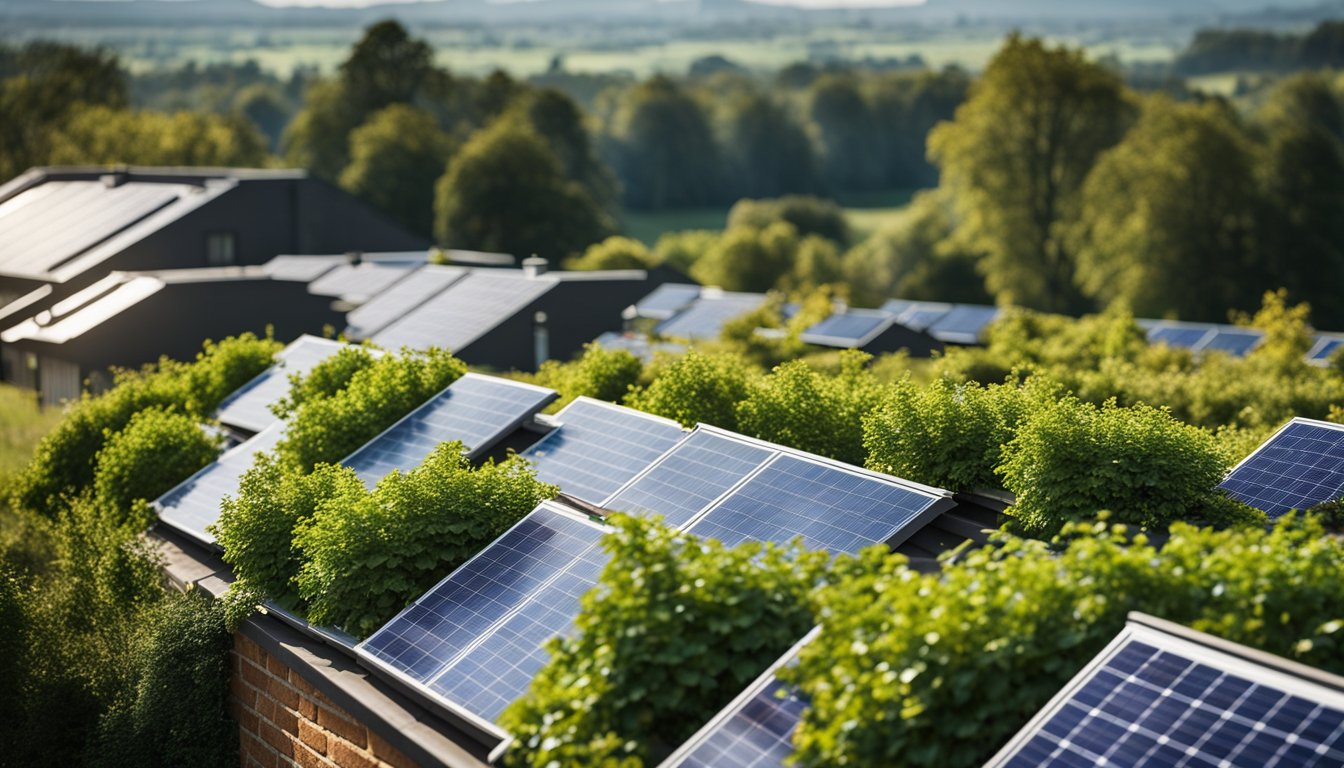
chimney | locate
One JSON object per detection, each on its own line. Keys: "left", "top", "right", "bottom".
{"left": 345, "top": 251, "right": 364, "bottom": 265}
{"left": 101, "top": 171, "right": 128, "bottom": 188}
{"left": 522, "top": 255, "right": 548, "bottom": 278}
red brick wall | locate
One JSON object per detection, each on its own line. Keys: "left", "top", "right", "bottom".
{"left": 230, "top": 632, "right": 419, "bottom": 768}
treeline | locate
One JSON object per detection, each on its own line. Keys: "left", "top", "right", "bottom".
{"left": 1176, "top": 19, "right": 1344, "bottom": 75}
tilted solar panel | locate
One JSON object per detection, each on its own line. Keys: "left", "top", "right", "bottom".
{"left": 1201, "top": 328, "right": 1263, "bottom": 357}
{"left": 1310, "top": 336, "right": 1344, "bottom": 363}
{"left": 1148, "top": 323, "right": 1216, "bottom": 350}
{"left": 635, "top": 284, "right": 702, "bottom": 320}
{"left": 371, "top": 271, "right": 556, "bottom": 353}
{"left": 987, "top": 617, "right": 1344, "bottom": 768}
{"left": 345, "top": 265, "right": 467, "bottom": 340}
{"left": 1219, "top": 418, "right": 1344, "bottom": 518}
{"left": 879, "top": 299, "right": 917, "bottom": 317}
{"left": 801, "top": 310, "right": 891, "bottom": 348}
{"left": 154, "top": 421, "right": 285, "bottom": 544}
{"left": 342, "top": 374, "right": 556, "bottom": 486}
{"left": 214, "top": 335, "right": 349, "bottom": 433}
{"left": 261, "top": 255, "right": 344, "bottom": 283}
{"left": 593, "top": 332, "right": 686, "bottom": 363}
{"left": 895, "top": 302, "right": 953, "bottom": 332}
{"left": 686, "top": 451, "right": 948, "bottom": 554}
{"left": 926, "top": 305, "right": 1000, "bottom": 345}
{"left": 659, "top": 628, "right": 819, "bottom": 768}
{"left": 657, "top": 293, "right": 766, "bottom": 340}
{"left": 520, "top": 398, "right": 686, "bottom": 505}
{"left": 308, "top": 262, "right": 418, "bottom": 303}
{"left": 604, "top": 430, "right": 775, "bottom": 528}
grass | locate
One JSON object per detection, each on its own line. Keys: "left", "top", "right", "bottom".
{"left": 0, "top": 384, "right": 59, "bottom": 483}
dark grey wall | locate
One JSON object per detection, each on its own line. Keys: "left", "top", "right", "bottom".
{"left": 862, "top": 325, "right": 944, "bottom": 357}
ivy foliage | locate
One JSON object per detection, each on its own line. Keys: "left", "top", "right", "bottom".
{"left": 997, "top": 396, "right": 1255, "bottom": 535}
{"left": 532, "top": 342, "right": 644, "bottom": 410}
{"left": 275, "top": 346, "right": 466, "bottom": 472}
{"left": 13, "top": 333, "right": 278, "bottom": 516}
{"left": 786, "top": 515, "right": 1344, "bottom": 768}
{"left": 863, "top": 375, "right": 1042, "bottom": 491}
{"left": 295, "top": 443, "right": 557, "bottom": 636}
{"left": 501, "top": 516, "right": 829, "bottom": 767}
{"left": 625, "top": 349, "right": 755, "bottom": 430}
{"left": 736, "top": 350, "right": 883, "bottom": 465}
{"left": 92, "top": 408, "right": 221, "bottom": 524}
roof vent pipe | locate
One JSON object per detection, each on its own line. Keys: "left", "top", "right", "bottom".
{"left": 533, "top": 311, "right": 550, "bottom": 370}
{"left": 101, "top": 172, "right": 128, "bottom": 188}
{"left": 522, "top": 255, "right": 548, "bottom": 278}
{"left": 346, "top": 251, "right": 363, "bottom": 265}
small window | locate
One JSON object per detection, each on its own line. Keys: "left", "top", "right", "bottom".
{"left": 206, "top": 231, "right": 237, "bottom": 266}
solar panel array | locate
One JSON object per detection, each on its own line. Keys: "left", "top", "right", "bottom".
{"left": 308, "top": 262, "right": 419, "bottom": 303}
{"left": 344, "top": 265, "right": 466, "bottom": 340}
{"left": 342, "top": 374, "right": 556, "bottom": 486}
{"left": 987, "top": 622, "right": 1344, "bottom": 768}
{"left": 1219, "top": 418, "right": 1344, "bottom": 518}
{"left": 359, "top": 504, "right": 607, "bottom": 723}
{"left": 656, "top": 292, "right": 767, "bottom": 340}
{"left": 634, "top": 283, "right": 702, "bottom": 320}
{"left": 154, "top": 422, "right": 285, "bottom": 544}
{"left": 371, "top": 271, "right": 557, "bottom": 352}
{"left": 214, "top": 335, "right": 349, "bottom": 433}
{"left": 800, "top": 310, "right": 892, "bottom": 348}
{"left": 606, "top": 430, "right": 775, "bottom": 528}
{"left": 520, "top": 398, "right": 687, "bottom": 504}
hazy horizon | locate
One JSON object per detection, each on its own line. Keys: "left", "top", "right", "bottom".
{"left": 246, "top": 0, "right": 926, "bottom": 7}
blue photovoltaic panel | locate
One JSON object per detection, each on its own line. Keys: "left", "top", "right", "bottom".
{"left": 1201, "top": 329, "right": 1262, "bottom": 357}
{"left": 521, "top": 399, "right": 686, "bottom": 504}
{"left": 1148, "top": 324, "right": 1214, "bottom": 350}
{"left": 990, "top": 627, "right": 1344, "bottom": 768}
{"left": 879, "top": 299, "right": 916, "bottom": 317}
{"left": 1219, "top": 419, "right": 1344, "bottom": 518}
{"left": 802, "top": 310, "right": 890, "bottom": 346}
{"left": 688, "top": 454, "right": 943, "bottom": 554}
{"left": 214, "top": 336, "right": 348, "bottom": 433}
{"left": 1311, "top": 337, "right": 1344, "bottom": 363}
{"left": 359, "top": 505, "right": 601, "bottom": 685}
{"left": 605, "top": 430, "right": 775, "bottom": 529}
{"left": 668, "top": 677, "right": 806, "bottom": 768}
{"left": 594, "top": 332, "right": 686, "bottom": 363}
{"left": 426, "top": 543, "right": 611, "bottom": 721}
{"left": 927, "top": 305, "right": 1000, "bottom": 344}
{"left": 896, "top": 303, "right": 953, "bottom": 332}
{"left": 343, "top": 374, "right": 556, "bottom": 486}
{"left": 308, "top": 262, "right": 418, "bottom": 303}
{"left": 657, "top": 293, "right": 766, "bottom": 340}
{"left": 345, "top": 265, "right": 466, "bottom": 340}
{"left": 155, "top": 422, "right": 285, "bottom": 544}
{"left": 635, "top": 284, "right": 702, "bottom": 320}
{"left": 372, "top": 271, "right": 557, "bottom": 353}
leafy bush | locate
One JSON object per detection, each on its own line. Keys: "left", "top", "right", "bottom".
{"left": 212, "top": 457, "right": 364, "bottom": 607}
{"left": 90, "top": 589, "right": 236, "bottom": 768}
{"left": 275, "top": 346, "right": 465, "bottom": 471}
{"left": 786, "top": 515, "right": 1344, "bottom": 768}
{"left": 92, "top": 408, "right": 221, "bottom": 522}
{"left": 533, "top": 342, "right": 643, "bottom": 408}
{"left": 270, "top": 345, "right": 380, "bottom": 420}
{"left": 295, "top": 443, "right": 557, "bottom": 636}
{"left": 736, "top": 351, "right": 884, "bottom": 465}
{"left": 625, "top": 349, "right": 754, "bottom": 430}
{"left": 864, "top": 377, "right": 1042, "bottom": 491}
{"left": 997, "top": 397, "right": 1239, "bottom": 535}
{"left": 565, "top": 235, "right": 657, "bottom": 271}
{"left": 501, "top": 516, "right": 829, "bottom": 767}
{"left": 13, "top": 333, "right": 278, "bottom": 516}
{"left": 726, "top": 195, "right": 850, "bottom": 244}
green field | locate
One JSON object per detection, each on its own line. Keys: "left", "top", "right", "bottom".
{"left": 0, "top": 384, "right": 58, "bottom": 482}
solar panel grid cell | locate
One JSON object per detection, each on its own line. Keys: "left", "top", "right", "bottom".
{"left": 345, "top": 265, "right": 466, "bottom": 340}
{"left": 215, "top": 336, "right": 347, "bottom": 433}
{"left": 308, "top": 262, "right": 417, "bottom": 303}
{"left": 1219, "top": 420, "right": 1344, "bottom": 518}
{"left": 673, "top": 678, "right": 807, "bottom": 768}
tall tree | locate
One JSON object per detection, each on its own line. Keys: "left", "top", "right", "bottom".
{"left": 808, "top": 75, "right": 880, "bottom": 192}
{"left": 928, "top": 35, "right": 1131, "bottom": 313}
{"left": 722, "top": 91, "right": 821, "bottom": 199}
{"left": 1072, "top": 97, "right": 1261, "bottom": 321}
{"left": 434, "top": 117, "right": 615, "bottom": 260}
{"left": 339, "top": 104, "right": 454, "bottom": 239}
{"left": 511, "top": 88, "right": 620, "bottom": 218}
{"left": 612, "top": 76, "right": 722, "bottom": 209}
{"left": 46, "top": 106, "right": 268, "bottom": 168}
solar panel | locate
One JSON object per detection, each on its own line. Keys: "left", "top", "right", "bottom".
{"left": 686, "top": 452, "right": 947, "bottom": 554}
{"left": 1200, "top": 328, "right": 1263, "bottom": 357}
{"left": 342, "top": 374, "right": 557, "bottom": 486}
{"left": 1218, "top": 418, "right": 1344, "bottom": 518}
{"left": 371, "top": 271, "right": 557, "bottom": 353}
{"left": 657, "top": 292, "right": 766, "bottom": 340}
{"left": 894, "top": 302, "right": 953, "bottom": 332}
{"left": 345, "top": 265, "right": 466, "bottom": 340}
{"left": 521, "top": 398, "right": 686, "bottom": 505}
{"left": 154, "top": 421, "right": 285, "bottom": 544}
{"left": 594, "top": 332, "right": 687, "bottom": 363}
{"left": 604, "top": 430, "right": 775, "bottom": 528}
{"left": 879, "top": 299, "right": 917, "bottom": 317}
{"left": 1310, "top": 336, "right": 1344, "bottom": 364}
{"left": 1148, "top": 323, "right": 1216, "bottom": 350}
{"left": 635, "top": 284, "right": 702, "bottom": 320}
{"left": 659, "top": 629, "right": 819, "bottom": 768}
{"left": 308, "top": 262, "right": 419, "bottom": 304}
{"left": 926, "top": 305, "right": 1000, "bottom": 345}
{"left": 261, "top": 255, "right": 344, "bottom": 283}
{"left": 359, "top": 504, "right": 602, "bottom": 686}
{"left": 801, "top": 310, "right": 892, "bottom": 348}
{"left": 987, "top": 618, "right": 1344, "bottom": 768}
{"left": 214, "top": 335, "right": 349, "bottom": 433}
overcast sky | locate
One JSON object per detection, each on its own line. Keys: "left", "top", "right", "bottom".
{"left": 254, "top": 0, "right": 924, "bottom": 7}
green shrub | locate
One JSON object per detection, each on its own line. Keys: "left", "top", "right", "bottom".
{"left": 726, "top": 195, "right": 850, "bottom": 244}
{"left": 212, "top": 457, "right": 365, "bottom": 607}
{"left": 501, "top": 515, "right": 829, "bottom": 767}
{"left": 625, "top": 350, "right": 754, "bottom": 430}
{"left": 786, "top": 515, "right": 1344, "bottom": 768}
{"left": 89, "top": 589, "right": 236, "bottom": 768}
{"left": 564, "top": 235, "right": 657, "bottom": 271}
{"left": 92, "top": 408, "right": 221, "bottom": 522}
{"left": 275, "top": 347, "right": 466, "bottom": 471}
{"left": 736, "top": 351, "right": 883, "bottom": 465}
{"left": 294, "top": 443, "right": 557, "bottom": 636}
{"left": 534, "top": 342, "right": 643, "bottom": 408}
{"left": 863, "top": 377, "right": 1043, "bottom": 491}
{"left": 179, "top": 334, "right": 286, "bottom": 416}
{"left": 997, "top": 397, "right": 1233, "bottom": 535}
{"left": 270, "top": 345, "right": 380, "bottom": 421}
